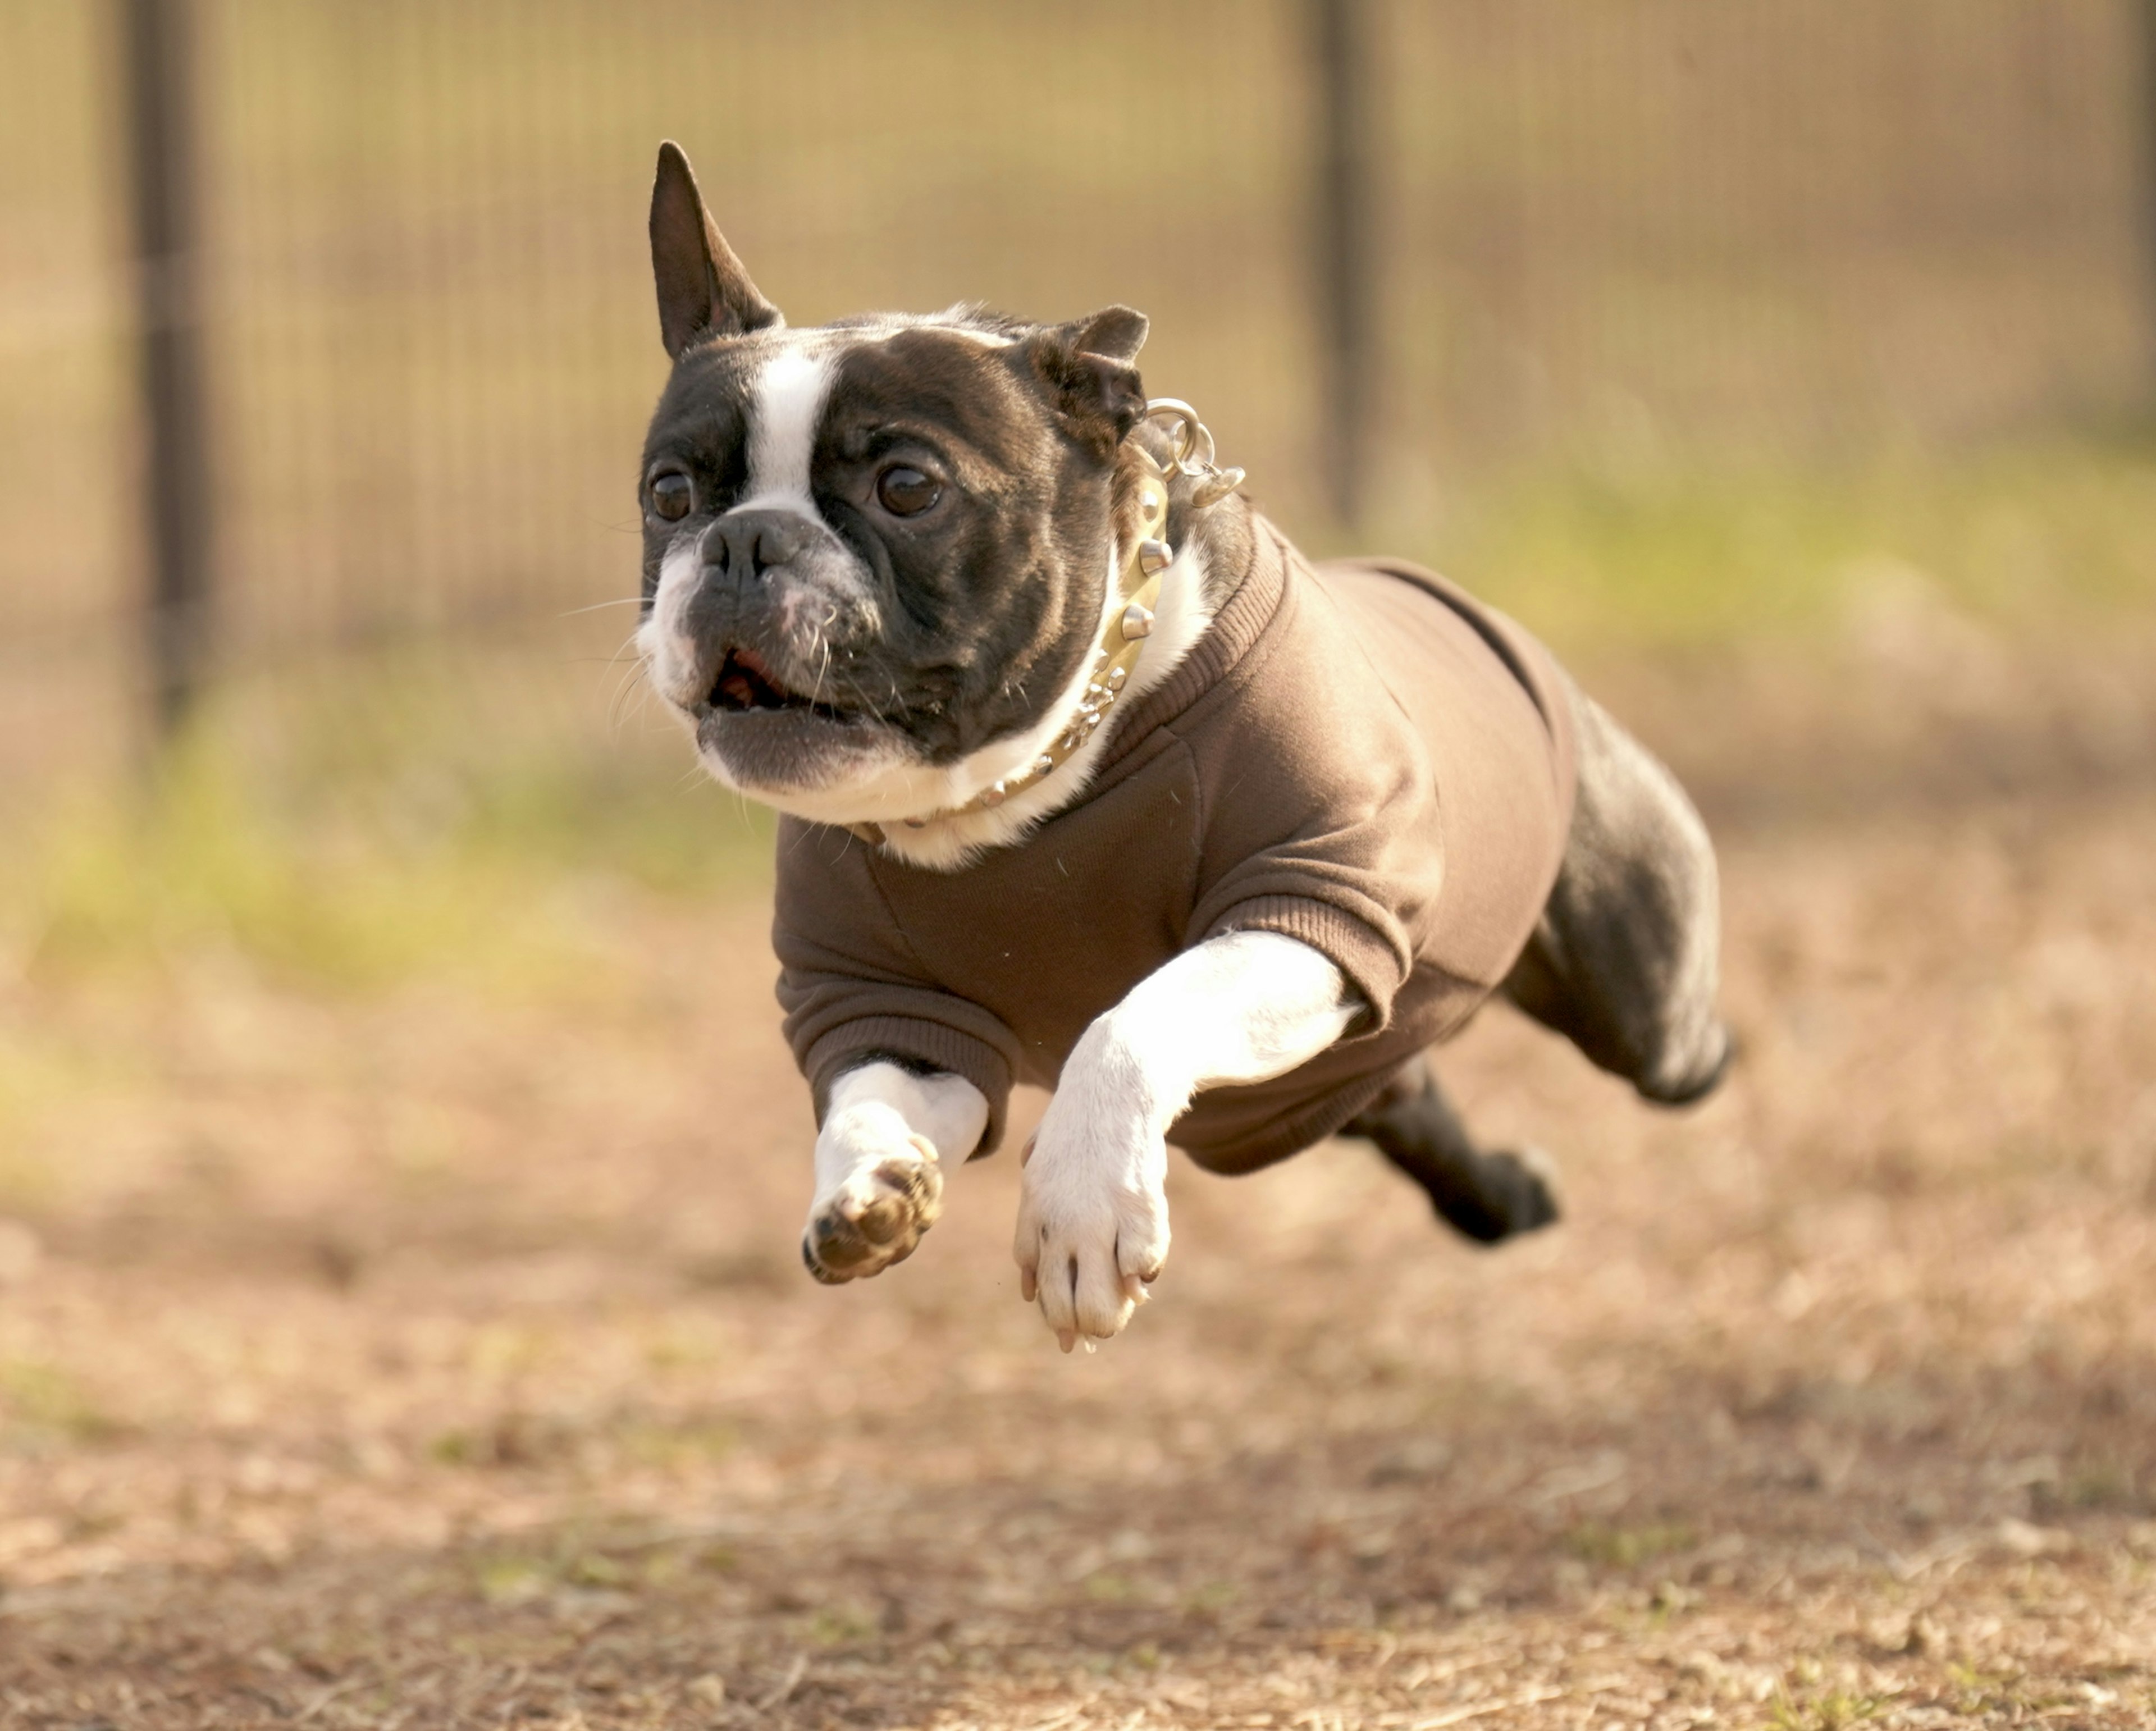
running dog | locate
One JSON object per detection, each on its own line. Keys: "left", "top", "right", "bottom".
{"left": 633, "top": 143, "right": 1732, "bottom": 1351}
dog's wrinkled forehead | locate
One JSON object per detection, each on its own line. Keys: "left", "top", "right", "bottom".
{"left": 642, "top": 313, "right": 1058, "bottom": 507}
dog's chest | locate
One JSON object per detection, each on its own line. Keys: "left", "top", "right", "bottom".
{"left": 867, "top": 747, "right": 1203, "bottom": 1084}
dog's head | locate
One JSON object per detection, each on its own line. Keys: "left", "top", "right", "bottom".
{"left": 634, "top": 142, "right": 1157, "bottom": 828}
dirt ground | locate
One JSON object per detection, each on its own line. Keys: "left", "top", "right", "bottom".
{"left": 2, "top": 637, "right": 2154, "bottom": 1729}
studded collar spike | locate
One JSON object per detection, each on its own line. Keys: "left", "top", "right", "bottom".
{"left": 851, "top": 400, "right": 1243, "bottom": 846}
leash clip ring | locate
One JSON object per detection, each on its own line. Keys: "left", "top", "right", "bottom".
{"left": 1141, "top": 396, "right": 1243, "bottom": 506}
{"left": 1141, "top": 398, "right": 1216, "bottom": 477}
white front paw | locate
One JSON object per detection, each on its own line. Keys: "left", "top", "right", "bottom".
{"left": 802, "top": 1135, "right": 943, "bottom": 1285}
{"left": 1012, "top": 1085, "right": 1171, "bottom": 1352}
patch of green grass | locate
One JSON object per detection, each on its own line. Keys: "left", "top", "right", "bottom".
{"left": 1081, "top": 1570, "right": 1140, "bottom": 1603}
{"left": 1383, "top": 428, "right": 2156, "bottom": 652}
{"left": 805, "top": 1604, "right": 881, "bottom": 1647}
{"left": 1565, "top": 1520, "right": 1697, "bottom": 1570}
{"left": 2048, "top": 1459, "right": 2144, "bottom": 1513}
{"left": 468, "top": 1534, "right": 700, "bottom": 1605}
{"left": 1770, "top": 1688, "right": 1886, "bottom": 1731}
{"left": 0, "top": 1358, "right": 122, "bottom": 1446}
{"left": 0, "top": 1042, "right": 105, "bottom": 1204}
{"left": 640, "top": 1318, "right": 729, "bottom": 1373}
{"left": 3, "top": 667, "right": 774, "bottom": 993}
{"left": 471, "top": 1555, "right": 555, "bottom": 1606}
{"left": 615, "top": 1415, "right": 739, "bottom": 1470}
{"left": 428, "top": 1405, "right": 567, "bottom": 1470}
{"left": 19, "top": 759, "right": 558, "bottom": 992}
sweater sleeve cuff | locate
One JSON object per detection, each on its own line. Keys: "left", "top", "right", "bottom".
{"left": 1201, "top": 894, "right": 1407, "bottom": 1035}
{"left": 802, "top": 1014, "right": 1014, "bottom": 1157}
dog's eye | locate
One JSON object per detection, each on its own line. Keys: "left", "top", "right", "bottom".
{"left": 648, "top": 471, "right": 693, "bottom": 522}
{"left": 875, "top": 465, "right": 940, "bottom": 518}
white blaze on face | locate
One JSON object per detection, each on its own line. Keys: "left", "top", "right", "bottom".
{"left": 738, "top": 342, "right": 835, "bottom": 519}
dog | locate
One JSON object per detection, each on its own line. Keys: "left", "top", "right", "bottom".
{"left": 633, "top": 143, "right": 1732, "bottom": 1352}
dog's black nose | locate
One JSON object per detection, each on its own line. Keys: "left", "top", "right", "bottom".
{"left": 702, "top": 509, "right": 809, "bottom": 583}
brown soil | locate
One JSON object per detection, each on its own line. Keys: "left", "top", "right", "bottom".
{"left": 2, "top": 655, "right": 2154, "bottom": 1728}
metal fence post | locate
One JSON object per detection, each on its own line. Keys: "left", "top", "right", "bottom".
{"left": 2146, "top": 0, "right": 2156, "bottom": 387}
{"left": 1312, "top": 0, "right": 1375, "bottom": 530}
{"left": 122, "top": 0, "right": 214, "bottom": 742}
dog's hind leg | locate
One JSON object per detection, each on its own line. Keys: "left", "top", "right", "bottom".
{"left": 1504, "top": 680, "right": 1733, "bottom": 1106}
{"left": 1342, "top": 1056, "right": 1560, "bottom": 1245}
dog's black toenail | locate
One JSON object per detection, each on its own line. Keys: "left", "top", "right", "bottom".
{"left": 802, "top": 1235, "right": 844, "bottom": 1285}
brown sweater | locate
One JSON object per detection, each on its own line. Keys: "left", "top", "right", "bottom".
{"left": 773, "top": 519, "right": 1577, "bottom": 1173}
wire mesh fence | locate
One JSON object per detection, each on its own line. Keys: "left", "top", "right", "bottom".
{"left": 2, "top": 0, "right": 2152, "bottom": 791}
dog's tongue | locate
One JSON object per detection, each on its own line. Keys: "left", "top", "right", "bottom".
{"left": 715, "top": 647, "right": 793, "bottom": 711}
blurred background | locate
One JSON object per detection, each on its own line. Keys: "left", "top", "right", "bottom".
{"left": 2, "top": 7, "right": 2156, "bottom": 1723}
{"left": 6, "top": 1, "right": 2154, "bottom": 830}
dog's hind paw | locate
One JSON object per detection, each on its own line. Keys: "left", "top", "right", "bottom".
{"left": 1428, "top": 1144, "right": 1561, "bottom": 1245}
{"left": 802, "top": 1136, "right": 944, "bottom": 1284}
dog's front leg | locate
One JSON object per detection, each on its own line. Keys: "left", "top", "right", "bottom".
{"left": 1015, "top": 931, "right": 1359, "bottom": 1350}
{"left": 802, "top": 1063, "right": 988, "bottom": 1284}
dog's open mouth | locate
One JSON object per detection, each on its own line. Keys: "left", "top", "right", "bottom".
{"left": 707, "top": 647, "right": 850, "bottom": 721}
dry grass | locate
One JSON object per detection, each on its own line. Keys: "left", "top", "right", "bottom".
{"left": 1, "top": 627, "right": 2155, "bottom": 1728}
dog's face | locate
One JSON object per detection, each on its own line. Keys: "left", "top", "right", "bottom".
{"left": 634, "top": 143, "right": 1150, "bottom": 826}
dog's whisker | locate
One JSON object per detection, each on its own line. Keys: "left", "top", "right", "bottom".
{"left": 601, "top": 633, "right": 651, "bottom": 733}
{"left": 608, "top": 653, "right": 655, "bottom": 733}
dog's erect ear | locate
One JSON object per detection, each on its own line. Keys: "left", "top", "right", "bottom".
{"left": 1064, "top": 305, "right": 1148, "bottom": 366}
{"left": 1027, "top": 305, "right": 1149, "bottom": 456}
{"left": 650, "top": 141, "right": 781, "bottom": 359}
